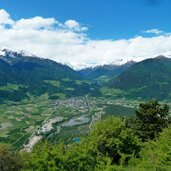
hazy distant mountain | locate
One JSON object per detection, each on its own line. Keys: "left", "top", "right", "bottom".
{"left": 108, "top": 56, "right": 171, "bottom": 100}
{"left": 0, "top": 49, "right": 94, "bottom": 101}
{"left": 78, "top": 61, "right": 135, "bottom": 80}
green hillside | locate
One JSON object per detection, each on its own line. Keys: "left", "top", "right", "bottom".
{"left": 108, "top": 56, "right": 171, "bottom": 100}
{"left": 0, "top": 50, "right": 97, "bottom": 101}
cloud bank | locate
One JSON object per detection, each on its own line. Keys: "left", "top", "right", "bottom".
{"left": 0, "top": 9, "right": 171, "bottom": 69}
{"left": 143, "top": 29, "right": 164, "bottom": 35}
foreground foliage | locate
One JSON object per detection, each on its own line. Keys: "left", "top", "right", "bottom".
{"left": 1, "top": 100, "right": 171, "bottom": 171}
{"left": 20, "top": 118, "right": 140, "bottom": 171}
{"left": 128, "top": 99, "right": 170, "bottom": 141}
{"left": 0, "top": 144, "right": 22, "bottom": 171}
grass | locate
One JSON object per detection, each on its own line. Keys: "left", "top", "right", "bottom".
{"left": 0, "top": 94, "right": 55, "bottom": 149}
{"left": 44, "top": 80, "right": 61, "bottom": 88}
{"left": 0, "top": 83, "right": 19, "bottom": 91}
{"left": 62, "top": 78, "right": 72, "bottom": 82}
{"left": 100, "top": 87, "right": 124, "bottom": 97}
{"left": 104, "top": 104, "right": 136, "bottom": 117}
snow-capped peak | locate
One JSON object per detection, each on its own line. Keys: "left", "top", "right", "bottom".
{"left": 0, "top": 48, "right": 36, "bottom": 58}
{"left": 19, "top": 50, "right": 37, "bottom": 57}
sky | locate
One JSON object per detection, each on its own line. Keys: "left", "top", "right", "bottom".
{"left": 0, "top": 0, "right": 171, "bottom": 69}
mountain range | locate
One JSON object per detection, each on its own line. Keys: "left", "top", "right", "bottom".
{"left": 78, "top": 61, "right": 135, "bottom": 82}
{"left": 0, "top": 49, "right": 96, "bottom": 101}
{"left": 1, "top": 49, "right": 171, "bottom": 101}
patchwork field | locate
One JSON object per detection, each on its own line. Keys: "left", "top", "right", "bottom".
{"left": 0, "top": 95, "right": 153, "bottom": 149}
{"left": 0, "top": 94, "right": 55, "bottom": 149}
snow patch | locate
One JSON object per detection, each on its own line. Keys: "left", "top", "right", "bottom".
{"left": 0, "top": 50, "right": 5, "bottom": 56}
{"left": 0, "top": 48, "right": 37, "bottom": 58}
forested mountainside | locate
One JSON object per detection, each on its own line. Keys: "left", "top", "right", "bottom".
{"left": 0, "top": 49, "right": 97, "bottom": 101}
{"left": 108, "top": 56, "right": 171, "bottom": 100}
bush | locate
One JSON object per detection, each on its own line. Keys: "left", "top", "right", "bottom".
{"left": 0, "top": 144, "right": 22, "bottom": 171}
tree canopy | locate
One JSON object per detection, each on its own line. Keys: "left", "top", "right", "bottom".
{"left": 0, "top": 144, "right": 22, "bottom": 171}
{"left": 1, "top": 100, "right": 171, "bottom": 171}
{"left": 129, "top": 99, "right": 170, "bottom": 141}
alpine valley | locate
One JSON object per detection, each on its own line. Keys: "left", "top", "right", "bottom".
{"left": 1, "top": 49, "right": 171, "bottom": 151}
{"left": 2, "top": 2, "right": 171, "bottom": 170}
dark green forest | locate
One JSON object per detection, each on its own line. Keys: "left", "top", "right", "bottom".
{"left": 1, "top": 100, "right": 171, "bottom": 171}
{"left": 109, "top": 56, "right": 171, "bottom": 100}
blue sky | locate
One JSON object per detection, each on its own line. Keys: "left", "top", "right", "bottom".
{"left": 0, "top": 0, "right": 171, "bottom": 69}
{"left": 1, "top": 0, "right": 171, "bottom": 39}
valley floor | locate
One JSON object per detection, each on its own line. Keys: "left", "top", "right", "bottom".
{"left": 1, "top": 94, "right": 170, "bottom": 150}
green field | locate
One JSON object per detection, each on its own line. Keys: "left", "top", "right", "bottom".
{"left": 0, "top": 95, "right": 144, "bottom": 149}
{"left": 0, "top": 94, "right": 55, "bottom": 149}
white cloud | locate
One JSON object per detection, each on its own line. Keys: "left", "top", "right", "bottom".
{"left": 0, "top": 9, "right": 171, "bottom": 69}
{"left": 65, "top": 20, "right": 79, "bottom": 28}
{"left": 143, "top": 29, "right": 164, "bottom": 35}
{"left": 64, "top": 20, "right": 88, "bottom": 32}
{"left": 0, "top": 9, "right": 14, "bottom": 25}
{"left": 13, "top": 16, "right": 58, "bottom": 30}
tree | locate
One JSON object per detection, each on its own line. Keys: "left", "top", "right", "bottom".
{"left": 85, "top": 117, "right": 141, "bottom": 165}
{"left": 129, "top": 99, "right": 170, "bottom": 141}
{"left": 0, "top": 144, "right": 22, "bottom": 171}
{"left": 21, "top": 141, "right": 65, "bottom": 171}
{"left": 132, "top": 125, "right": 171, "bottom": 170}
{"left": 21, "top": 117, "right": 141, "bottom": 170}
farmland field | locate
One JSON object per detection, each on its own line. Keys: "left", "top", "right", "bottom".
{"left": 0, "top": 95, "right": 147, "bottom": 149}
{"left": 0, "top": 94, "right": 55, "bottom": 149}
